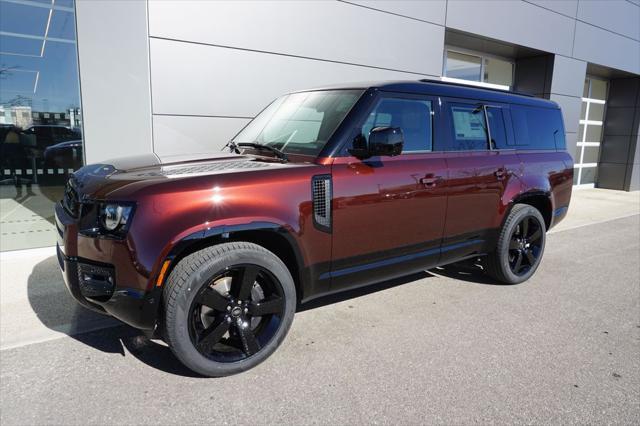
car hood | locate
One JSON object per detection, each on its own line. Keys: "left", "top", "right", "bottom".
{"left": 70, "top": 151, "right": 309, "bottom": 200}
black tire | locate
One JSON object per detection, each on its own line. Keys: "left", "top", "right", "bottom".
{"left": 163, "top": 242, "right": 296, "bottom": 377}
{"left": 485, "top": 204, "right": 547, "bottom": 284}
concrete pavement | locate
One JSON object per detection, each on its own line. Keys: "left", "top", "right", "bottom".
{"left": 0, "top": 188, "right": 638, "bottom": 424}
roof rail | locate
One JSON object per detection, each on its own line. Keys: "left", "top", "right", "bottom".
{"left": 418, "top": 77, "right": 534, "bottom": 98}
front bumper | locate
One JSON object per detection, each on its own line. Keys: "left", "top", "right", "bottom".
{"left": 55, "top": 202, "right": 160, "bottom": 330}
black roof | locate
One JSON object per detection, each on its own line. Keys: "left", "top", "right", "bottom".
{"left": 299, "top": 79, "right": 559, "bottom": 109}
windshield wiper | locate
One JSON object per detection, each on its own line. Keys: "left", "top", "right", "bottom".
{"left": 233, "top": 142, "right": 288, "bottom": 162}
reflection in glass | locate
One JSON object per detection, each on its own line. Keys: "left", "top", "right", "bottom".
{"left": 590, "top": 79, "right": 608, "bottom": 100}
{"left": 588, "top": 103, "right": 605, "bottom": 122}
{"left": 580, "top": 167, "right": 597, "bottom": 184}
{"left": 0, "top": 0, "right": 83, "bottom": 251}
{"left": 585, "top": 124, "right": 602, "bottom": 143}
{"left": 446, "top": 51, "right": 482, "bottom": 82}
{"left": 582, "top": 146, "right": 601, "bottom": 164}
{"left": 484, "top": 57, "right": 513, "bottom": 87}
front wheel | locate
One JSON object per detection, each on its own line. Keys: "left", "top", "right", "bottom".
{"left": 485, "top": 204, "right": 547, "bottom": 284}
{"left": 163, "top": 242, "right": 296, "bottom": 377}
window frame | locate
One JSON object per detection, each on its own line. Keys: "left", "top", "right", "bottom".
{"left": 352, "top": 91, "right": 438, "bottom": 155}
{"left": 443, "top": 47, "right": 515, "bottom": 89}
{"left": 442, "top": 98, "right": 515, "bottom": 152}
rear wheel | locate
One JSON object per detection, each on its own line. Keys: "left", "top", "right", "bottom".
{"left": 485, "top": 204, "right": 546, "bottom": 284}
{"left": 163, "top": 242, "right": 295, "bottom": 377}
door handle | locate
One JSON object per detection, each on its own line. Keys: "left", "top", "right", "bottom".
{"left": 420, "top": 174, "right": 443, "bottom": 187}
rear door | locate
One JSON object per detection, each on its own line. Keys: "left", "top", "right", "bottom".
{"left": 330, "top": 92, "right": 448, "bottom": 291}
{"left": 439, "top": 99, "right": 522, "bottom": 263}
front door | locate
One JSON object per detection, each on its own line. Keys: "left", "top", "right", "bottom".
{"left": 330, "top": 94, "right": 448, "bottom": 291}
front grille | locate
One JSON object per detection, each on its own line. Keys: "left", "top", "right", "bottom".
{"left": 312, "top": 175, "right": 332, "bottom": 232}
{"left": 63, "top": 178, "right": 80, "bottom": 217}
{"left": 134, "top": 160, "right": 270, "bottom": 177}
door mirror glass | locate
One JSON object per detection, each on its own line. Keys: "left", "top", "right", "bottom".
{"left": 349, "top": 126, "right": 403, "bottom": 158}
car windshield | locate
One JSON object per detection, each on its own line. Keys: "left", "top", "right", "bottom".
{"left": 232, "top": 89, "right": 363, "bottom": 156}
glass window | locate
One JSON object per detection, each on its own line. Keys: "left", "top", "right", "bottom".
{"left": 590, "top": 79, "right": 608, "bottom": 101}
{"left": 588, "top": 103, "right": 605, "bottom": 122}
{"left": 233, "top": 90, "right": 361, "bottom": 156}
{"left": 445, "top": 50, "right": 514, "bottom": 88}
{"left": 487, "top": 107, "right": 507, "bottom": 149}
{"left": 585, "top": 125, "right": 602, "bottom": 143}
{"left": 0, "top": 0, "right": 82, "bottom": 251}
{"left": 511, "top": 106, "right": 564, "bottom": 150}
{"left": 484, "top": 57, "right": 513, "bottom": 87}
{"left": 580, "top": 167, "right": 597, "bottom": 184}
{"left": 360, "top": 98, "right": 432, "bottom": 152}
{"left": 449, "top": 104, "right": 488, "bottom": 150}
{"left": 446, "top": 51, "right": 482, "bottom": 81}
{"left": 582, "top": 146, "right": 600, "bottom": 163}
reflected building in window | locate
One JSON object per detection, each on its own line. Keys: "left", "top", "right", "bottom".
{"left": 0, "top": 0, "right": 83, "bottom": 251}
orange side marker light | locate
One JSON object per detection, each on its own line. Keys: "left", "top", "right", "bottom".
{"left": 156, "top": 260, "right": 171, "bottom": 287}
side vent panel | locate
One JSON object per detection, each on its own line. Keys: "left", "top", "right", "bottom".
{"left": 312, "top": 174, "right": 332, "bottom": 232}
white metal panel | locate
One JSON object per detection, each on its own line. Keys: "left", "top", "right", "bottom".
{"left": 147, "top": 0, "right": 444, "bottom": 75}
{"left": 573, "top": 22, "right": 640, "bottom": 75}
{"left": 75, "top": 0, "right": 152, "bottom": 163}
{"left": 149, "top": 38, "right": 436, "bottom": 118}
{"left": 577, "top": 0, "right": 640, "bottom": 41}
{"left": 550, "top": 56, "right": 587, "bottom": 98}
{"left": 345, "top": 0, "right": 446, "bottom": 24}
{"left": 445, "top": 0, "right": 575, "bottom": 56}
{"left": 153, "top": 115, "right": 250, "bottom": 156}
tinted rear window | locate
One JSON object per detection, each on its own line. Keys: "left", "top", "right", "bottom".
{"left": 511, "top": 106, "right": 565, "bottom": 150}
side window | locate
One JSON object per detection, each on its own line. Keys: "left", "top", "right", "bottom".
{"left": 486, "top": 107, "right": 508, "bottom": 149}
{"left": 511, "top": 105, "right": 564, "bottom": 150}
{"left": 361, "top": 98, "right": 432, "bottom": 152}
{"left": 510, "top": 107, "right": 530, "bottom": 146}
{"left": 449, "top": 104, "right": 488, "bottom": 150}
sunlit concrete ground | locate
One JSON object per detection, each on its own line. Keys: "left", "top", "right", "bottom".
{"left": 0, "top": 190, "right": 638, "bottom": 424}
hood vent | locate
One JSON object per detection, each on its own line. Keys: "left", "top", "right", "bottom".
{"left": 312, "top": 175, "right": 332, "bottom": 232}
{"left": 133, "top": 160, "right": 270, "bottom": 177}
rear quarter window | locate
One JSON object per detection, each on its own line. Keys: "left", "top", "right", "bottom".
{"left": 511, "top": 105, "right": 565, "bottom": 150}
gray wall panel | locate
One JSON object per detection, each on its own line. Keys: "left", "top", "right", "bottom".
{"left": 550, "top": 56, "right": 587, "bottom": 98}
{"left": 345, "top": 0, "right": 446, "bottom": 24}
{"left": 604, "top": 107, "right": 636, "bottom": 136}
{"left": 550, "top": 94, "right": 582, "bottom": 135}
{"left": 577, "top": 0, "right": 640, "bottom": 41}
{"left": 607, "top": 78, "right": 640, "bottom": 108}
{"left": 527, "top": 0, "right": 578, "bottom": 17}
{"left": 572, "top": 22, "right": 640, "bottom": 75}
{"left": 600, "top": 135, "right": 632, "bottom": 164}
{"left": 148, "top": 0, "right": 444, "bottom": 75}
{"left": 565, "top": 132, "right": 578, "bottom": 163}
{"left": 75, "top": 0, "right": 152, "bottom": 163}
{"left": 597, "top": 162, "right": 627, "bottom": 189}
{"left": 149, "top": 38, "right": 432, "bottom": 118}
{"left": 153, "top": 115, "right": 250, "bottom": 156}
{"left": 445, "top": 0, "right": 575, "bottom": 56}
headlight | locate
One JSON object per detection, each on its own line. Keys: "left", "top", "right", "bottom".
{"left": 100, "top": 203, "right": 133, "bottom": 232}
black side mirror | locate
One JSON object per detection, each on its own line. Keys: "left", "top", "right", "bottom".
{"left": 348, "top": 126, "right": 404, "bottom": 159}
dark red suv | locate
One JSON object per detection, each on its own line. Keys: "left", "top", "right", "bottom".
{"left": 55, "top": 80, "right": 573, "bottom": 376}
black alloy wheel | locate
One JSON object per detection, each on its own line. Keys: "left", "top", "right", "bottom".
{"left": 163, "top": 242, "right": 296, "bottom": 377}
{"left": 485, "top": 203, "right": 547, "bottom": 284}
{"left": 189, "top": 265, "right": 285, "bottom": 362}
{"left": 507, "top": 215, "right": 544, "bottom": 276}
